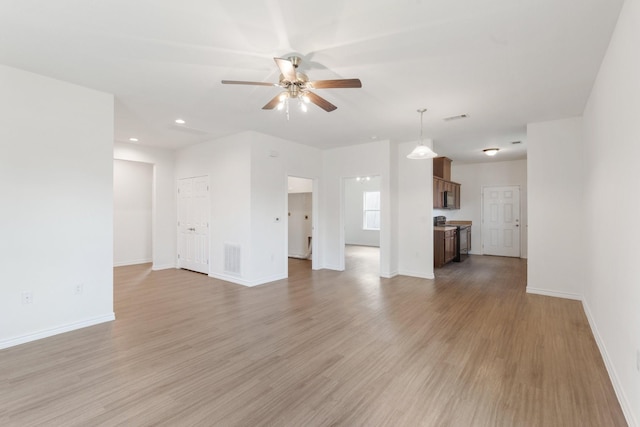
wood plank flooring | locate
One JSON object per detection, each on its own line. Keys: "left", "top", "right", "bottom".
{"left": 0, "top": 249, "right": 627, "bottom": 426}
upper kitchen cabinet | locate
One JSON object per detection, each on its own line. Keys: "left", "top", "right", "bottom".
{"left": 433, "top": 157, "right": 452, "bottom": 181}
{"left": 433, "top": 157, "right": 461, "bottom": 209}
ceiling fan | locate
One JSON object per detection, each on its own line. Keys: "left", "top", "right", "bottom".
{"left": 221, "top": 56, "right": 362, "bottom": 112}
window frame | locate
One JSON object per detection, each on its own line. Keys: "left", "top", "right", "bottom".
{"left": 362, "top": 190, "right": 381, "bottom": 231}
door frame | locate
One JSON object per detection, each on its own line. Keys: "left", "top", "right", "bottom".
{"left": 177, "top": 175, "right": 210, "bottom": 274}
{"left": 285, "top": 175, "right": 319, "bottom": 273}
{"left": 339, "top": 175, "right": 383, "bottom": 275}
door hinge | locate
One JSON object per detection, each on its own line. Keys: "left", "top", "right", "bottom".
{"left": 178, "top": 221, "right": 180, "bottom": 226}
{"left": 178, "top": 254, "right": 181, "bottom": 259}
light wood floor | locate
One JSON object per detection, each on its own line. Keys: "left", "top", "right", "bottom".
{"left": 0, "top": 252, "right": 626, "bottom": 426}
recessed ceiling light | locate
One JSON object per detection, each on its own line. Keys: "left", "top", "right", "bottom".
{"left": 175, "top": 118, "right": 186, "bottom": 125}
{"left": 483, "top": 148, "right": 500, "bottom": 156}
{"left": 128, "top": 137, "right": 139, "bottom": 142}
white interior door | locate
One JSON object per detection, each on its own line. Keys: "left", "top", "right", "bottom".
{"left": 178, "top": 176, "right": 209, "bottom": 274}
{"left": 482, "top": 185, "right": 521, "bottom": 257}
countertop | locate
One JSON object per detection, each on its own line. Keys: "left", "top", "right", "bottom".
{"left": 434, "top": 226, "right": 458, "bottom": 231}
{"left": 446, "top": 221, "right": 472, "bottom": 226}
{"left": 434, "top": 221, "right": 472, "bottom": 231}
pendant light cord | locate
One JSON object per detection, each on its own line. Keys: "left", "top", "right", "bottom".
{"left": 418, "top": 108, "right": 427, "bottom": 145}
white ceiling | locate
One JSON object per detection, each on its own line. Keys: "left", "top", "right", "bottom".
{"left": 0, "top": 0, "right": 623, "bottom": 163}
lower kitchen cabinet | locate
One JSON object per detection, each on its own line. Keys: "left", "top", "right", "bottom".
{"left": 434, "top": 228, "right": 457, "bottom": 268}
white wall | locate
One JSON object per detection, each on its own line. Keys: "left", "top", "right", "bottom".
{"left": 113, "top": 160, "right": 153, "bottom": 266}
{"left": 249, "top": 132, "right": 322, "bottom": 282}
{"left": 581, "top": 0, "right": 640, "bottom": 424}
{"left": 436, "top": 160, "right": 528, "bottom": 257}
{"left": 175, "top": 131, "right": 322, "bottom": 286}
{"left": 288, "top": 192, "right": 312, "bottom": 258}
{"left": 321, "top": 140, "right": 394, "bottom": 276}
{"left": 113, "top": 142, "right": 176, "bottom": 270}
{"left": 0, "top": 65, "right": 114, "bottom": 348}
{"left": 344, "top": 176, "right": 381, "bottom": 247}
{"left": 527, "top": 117, "right": 584, "bottom": 299}
{"left": 397, "top": 141, "right": 435, "bottom": 279}
{"left": 175, "top": 132, "right": 252, "bottom": 284}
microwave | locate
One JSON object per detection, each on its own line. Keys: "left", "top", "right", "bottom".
{"left": 443, "top": 191, "right": 455, "bottom": 209}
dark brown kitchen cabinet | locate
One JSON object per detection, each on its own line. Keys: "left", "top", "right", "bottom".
{"left": 433, "top": 157, "right": 452, "bottom": 181}
{"left": 434, "top": 228, "right": 457, "bottom": 268}
{"left": 433, "top": 177, "right": 461, "bottom": 209}
{"left": 433, "top": 157, "right": 461, "bottom": 209}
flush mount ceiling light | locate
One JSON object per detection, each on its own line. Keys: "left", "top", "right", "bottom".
{"left": 128, "top": 137, "right": 139, "bottom": 142}
{"left": 175, "top": 118, "right": 186, "bottom": 125}
{"left": 407, "top": 108, "right": 438, "bottom": 160}
{"left": 483, "top": 148, "right": 500, "bottom": 156}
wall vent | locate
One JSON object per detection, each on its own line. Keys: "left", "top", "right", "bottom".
{"left": 224, "top": 243, "right": 241, "bottom": 275}
{"left": 443, "top": 114, "right": 469, "bottom": 121}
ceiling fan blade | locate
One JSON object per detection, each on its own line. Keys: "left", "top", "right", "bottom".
{"left": 306, "top": 91, "right": 337, "bottom": 112}
{"left": 274, "top": 57, "right": 297, "bottom": 82}
{"left": 221, "top": 80, "right": 277, "bottom": 86}
{"left": 308, "top": 79, "right": 362, "bottom": 89}
{"left": 262, "top": 94, "right": 282, "bottom": 110}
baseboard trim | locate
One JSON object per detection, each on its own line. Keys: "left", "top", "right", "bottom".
{"left": 398, "top": 270, "right": 435, "bottom": 280}
{"left": 114, "top": 258, "right": 152, "bottom": 267}
{"left": 380, "top": 270, "right": 399, "bottom": 279}
{"left": 322, "top": 264, "right": 345, "bottom": 272}
{"left": 525, "top": 287, "right": 582, "bottom": 301}
{"left": 0, "top": 313, "right": 116, "bottom": 350}
{"left": 582, "top": 300, "right": 637, "bottom": 427}
{"left": 208, "top": 272, "right": 287, "bottom": 287}
{"left": 152, "top": 263, "right": 176, "bottom": 271}
{"left": 288, "top": 254, "right": 310, "bottom": 260}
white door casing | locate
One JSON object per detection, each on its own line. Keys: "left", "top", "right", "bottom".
{"left": 178, "top": 176, "right": 209, "bottom": 274}
{"left": 482, "top": 185, "right": 520, "bottom": 257}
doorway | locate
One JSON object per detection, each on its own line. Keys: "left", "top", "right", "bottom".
{"left": 287, "top": 177, "right": 313, "bottom": 273}
{"left": 113, "top": 159, "right": 153, "bottom": 267}
{"left": 343, "top": 176, "right": 381, "bottom": 274}
{"left": 177, "top": 176, "right": 210, "bottom": 274}
{"left": 482, "top": 185, "right": 521, "bottom": 257}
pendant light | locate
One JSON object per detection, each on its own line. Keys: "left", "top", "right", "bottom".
{"left": 407, "top": 108, "right": 438, "bottom": 159}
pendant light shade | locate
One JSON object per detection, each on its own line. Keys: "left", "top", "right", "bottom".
{"left": 407, "top": 108, "right": 437, "bottom": 159}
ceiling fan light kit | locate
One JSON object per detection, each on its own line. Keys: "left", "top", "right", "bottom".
{"left": 222, "top": 56, "right": 362, "bottom": 114}
{"left": 407, "top": 108, "right": 438, "bottom": 160}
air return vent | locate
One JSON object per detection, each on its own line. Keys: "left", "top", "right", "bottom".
{"left": 443, "top": 114, "right": 469, "bottom": 122}
{"left": 224, "top": 243, "right": 241, "bottom": 275}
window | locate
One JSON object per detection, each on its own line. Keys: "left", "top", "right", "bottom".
{"left": 363, "top": 191, "right": 381, "bottom": 230}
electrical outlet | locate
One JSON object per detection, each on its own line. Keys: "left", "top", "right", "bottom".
{"left": 75, "top": 283, "right": 84, "bottom": 295}
{"left": 21, "top": 291, "right": 33, "bottom": 305}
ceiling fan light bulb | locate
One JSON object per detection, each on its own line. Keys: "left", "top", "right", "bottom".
{"left": 277, "top": 102, "right": 285, "bottom": 111}
{"left": 300, "top": 103, "right": 308, "bottom": 113}
{"left": 301, "top": 94, "right": 310, "bottom": 104}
